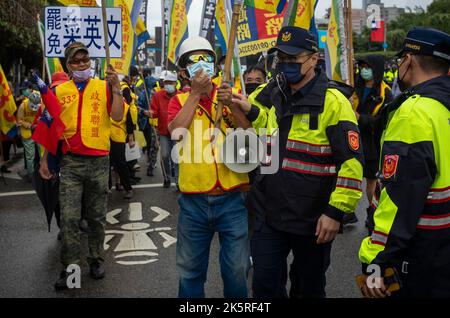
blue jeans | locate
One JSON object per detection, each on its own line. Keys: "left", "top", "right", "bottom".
{"left": 159, "top": 135, "right": 178, "bottom": 182}
{"left": 176, "top": 192, "right": 249, "bottom": 298}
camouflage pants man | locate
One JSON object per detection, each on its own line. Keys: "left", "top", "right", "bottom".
{"left": 57, "top": 154, "right": 109, "bottom": 288}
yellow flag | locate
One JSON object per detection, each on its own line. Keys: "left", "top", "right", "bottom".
{"left": 167, "top": 0, "right": 192, "bottom": 64}
{"left": 109, "top": 0, "right": 135, "bottom": 75}
{"left": 0, "top": 65, "right": 18, "bottom": 137}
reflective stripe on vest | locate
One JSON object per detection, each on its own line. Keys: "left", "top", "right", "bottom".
{"left": 371, "top": 193, "right": 379, "bottom": 209}
{"left": 371, "top": 230, "right": 388, "bottom": 246}
{"left": 336, "top": 177, "right": 362, "bottom": 191}
{"left": 426, "top": 186, "right": 450, "bottom": 203}
{"left": 286, "top": 139, "right": 332, "bottom": 156}
{"left": 282, "top": 158, "right": 336, "bottom": 176}
{"left": 417, "top": 213, "right": 450, "bottom": 230}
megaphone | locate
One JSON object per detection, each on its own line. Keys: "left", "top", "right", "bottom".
{"left": 219, "top": 129, "right": 264, "bottom": 174}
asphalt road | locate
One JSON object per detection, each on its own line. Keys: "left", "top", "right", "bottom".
{"left": 0, "top": 149, "right": 368, "bottom": 298}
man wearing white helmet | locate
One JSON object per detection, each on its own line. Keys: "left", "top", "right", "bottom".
{"left": 150, "top": 71, "right": 180, "bottom": 188}
{"left": 17, "top": 90, "right": 42, "bottom": 181}
{"left": 167, "top": 36, "right": 250, "bottom": 298}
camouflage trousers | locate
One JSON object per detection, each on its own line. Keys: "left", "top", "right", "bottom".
{"left": 59, "top": 154, "right": 109, "bottom": 267}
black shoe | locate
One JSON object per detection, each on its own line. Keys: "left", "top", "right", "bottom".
{"left": 130, "top": 178, "right": 139, "bottom": 185}
{"left": 54, "top": 270, "right": 69, "bottom": 291}
{"left": 79, "top": 219, "right": 88, "bottom": 233}
{"left": 123, "top": 190, "right": 133, "bottom": 200}
{"left": 147, "top": 168, "right": 154, "bottom": 177}
{"left": 132, "top": 176, "right": 141, "bottom": 182}
{"left": 57, "top": 230, "right": 63, "bottom": 241}
{"left": 89, "top": 262, "right": 105, "bottom": 279}
{"left": 343, "top": 213, "right": 358, "bottom": 225}
{"left": 163, "top": 179, "right": 171, "bottom": 188}
{"left": 1, "top": 165, "right": 11, "bottom": 173}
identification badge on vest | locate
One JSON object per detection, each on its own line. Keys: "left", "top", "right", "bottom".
{"left": 382, "top": 154, "right": 399, "bottom": 180}
{"left": 347, "top": 130, "right": 360, "bottom": 151}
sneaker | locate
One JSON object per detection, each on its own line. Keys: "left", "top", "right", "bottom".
{"left": 54, "top": 270, "right": 69, "bottom": 291}
{"left": 343, "top": 213, "right": 358, "bottom": 225}
{"left": 133, "top": 163, "right": 141, "bottom": 170}
{"left": 89, "top": 262, "right": 105, "bottom": 279}
{"left": 163, "top": 179, "right": 171, "bottom": 188}
{"left": 124, "top": 190, "right": 133, "bottom": 200}
{"left": 79, "top": 219, "right": 88, "bottom": 233}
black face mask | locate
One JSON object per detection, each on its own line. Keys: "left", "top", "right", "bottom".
{"left": 245, "top": 83, "right": 260, "bottom": 95}
{"left": 397, "top": 58, "right": 411, "bottom": 92}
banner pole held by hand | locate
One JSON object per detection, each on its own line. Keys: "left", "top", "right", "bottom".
{"left": 101, "top": 0, "right": 111, "bottom": 66}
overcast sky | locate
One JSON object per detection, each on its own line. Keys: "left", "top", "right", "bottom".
{"left": 145, "top": 0, "right": 434, "bottom": 37}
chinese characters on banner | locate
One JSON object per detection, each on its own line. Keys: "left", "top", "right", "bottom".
{"left": 167, "top": 0, "right": 192, "bottom": 64}
{"left": 44, "top": 6, "right": 122, "bottom": 58}
{"left": 237, "top": 4, "right": 287, "bottom": 57}
{"left": 200, "top": 0, "right": 217, "bottom": 45}
{"left": 110, "top": 0, "right": 133, "bottom": 75}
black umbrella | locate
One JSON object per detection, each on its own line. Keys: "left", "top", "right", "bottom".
{"left": 32, "top": 169, "right": 60, "bottom": 232}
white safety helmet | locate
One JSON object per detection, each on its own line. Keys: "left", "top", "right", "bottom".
{"left": 159, "top": 70, "right": 169, "bottom": 80}
{"left": 176, "top": 36, "right": 216, "bottom": 67}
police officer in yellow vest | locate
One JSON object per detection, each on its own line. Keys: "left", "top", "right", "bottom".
{"left": 53, "top": 42, "right": 124, "bottom": 290}
{"left": 231, "top": 26, "right": 364, "bottom": 298}
{"left": 167, "top": 36, "right": 250, "bottom": 298}
{"left": 359, "top": 27, "right": 450, "bottom": 298}
{"left": 17, "top": 91, "right": 42, "bottom": 181}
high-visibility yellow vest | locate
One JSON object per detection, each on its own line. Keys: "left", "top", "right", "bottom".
{"left": 110, "top": 102, "right": 130, "bottom": 143}
{"left": 56, "top": 78, "right": 111, "bottom": 151}
{"left": 19, "top": 99, "right": 39, "bottom": 139}
{"left": 174, "top": 91, "right": 249, "bottom": 193}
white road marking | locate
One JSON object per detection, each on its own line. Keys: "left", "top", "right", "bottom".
{"left": 115, "top": 251, "right": 158, "bottom": 258}
{"left": 116, "top": 259, "right": 158, "bottom": 265}
{"left": 104, "top": 235, "right": 115, "bottom": 250}
{"left": 151, "top": 206, "right": 170, "bottom": 222}
{"left": 159, "top": 232, "right": 177, "bottom": 248}
{"left": 106, "top": 209, "right": 122, "bottom": 225}
{"left": 128, "top": 202, "right": 143, "bottom": 221}
{"left": 0, "top": 183, "right": 174, "bottom": 197}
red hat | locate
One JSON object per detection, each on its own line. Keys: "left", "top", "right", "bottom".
{"left": 50, "top": 72, "right": 70, "bottom": 89}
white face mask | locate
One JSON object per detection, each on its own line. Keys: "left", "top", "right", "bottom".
{"left": 165, "top": 85, "right": 176, "bottom": 94}
{"left": 72, "top": 68, "right": 92, "bottom": 82}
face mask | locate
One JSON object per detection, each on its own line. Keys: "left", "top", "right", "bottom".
{"left": 245, "top": 83, "right": 260, "bottom": 96}
{"left": 360, "top": 68, "right": 373, "bottom": 81}
{"left": 187, "top": 60, "right": 215, "bottom": 79}
{"left": 165, "top": 84, "right": 176, "bottom": 94}
{"left": 23, "top": 89, "right": 31, "bottom": 97}
{"left": 397, "top": 58, "right": 411, "bottom": 92}
{"left": 72, "top": 68, "right": 92, "bottom": 82}
{"left": 277, "top": 62, "right": 305, "bottom": 84}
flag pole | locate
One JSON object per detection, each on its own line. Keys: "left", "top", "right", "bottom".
{"left": 101, "top": 0, "right": 111, "bottom": 66}
{"left": 213, "top": 0, "right": 242, "bottom": 136}
{"left": 347, "top": 0, "right": 354, "bottom": 87}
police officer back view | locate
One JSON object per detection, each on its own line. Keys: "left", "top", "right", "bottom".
{"left": 232, "top": 26, "right": 364, "bottom": 298}
{"left": 359, "top": 27, "right": 450, "bottom": 298}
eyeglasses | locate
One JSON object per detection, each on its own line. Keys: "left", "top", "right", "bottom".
{"left": 186, "top": 53, "right": 214, "bottom": 64}
{"left": 69, "top": 56, "right": 90, "bottom": 65}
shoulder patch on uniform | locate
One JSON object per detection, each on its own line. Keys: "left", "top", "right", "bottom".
{"left": 348, "top": 130, "right": 360, "bottom": 151}
{"left": 382, "top": 154, "right": 399, "bottom": 179}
